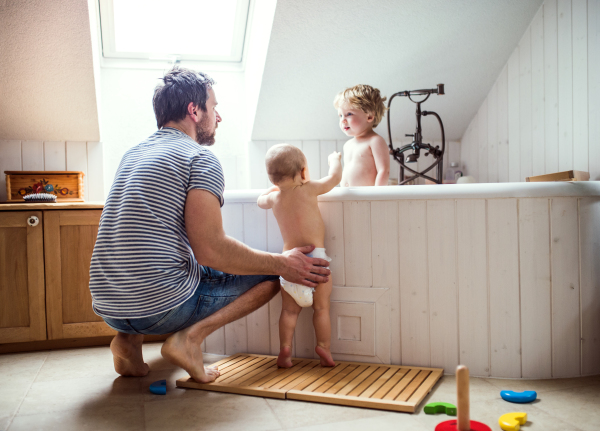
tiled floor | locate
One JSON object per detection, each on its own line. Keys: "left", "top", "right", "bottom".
{"left": 1, "top": 342, "right": 599, "bottom": 430}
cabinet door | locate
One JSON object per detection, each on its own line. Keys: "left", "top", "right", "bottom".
{"left": 0, "top": 211, "right": 46, "bottom": 343}
{"left": 44, "top": 210, "right": 116, "bottom": 339}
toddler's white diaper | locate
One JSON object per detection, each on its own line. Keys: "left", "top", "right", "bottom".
{"left": 280, "top": 248, "right": 332, "bottom": 308}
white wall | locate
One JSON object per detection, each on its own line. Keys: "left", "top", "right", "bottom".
{"left": 461, "top": 0, "right": 600, "bottom": 182}
{"left": 99, "top": 68, "right": 249, "bottom": 194}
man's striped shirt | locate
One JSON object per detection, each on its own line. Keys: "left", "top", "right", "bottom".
{"left": 89, "top": 127, "right": 225, "bottom": 319}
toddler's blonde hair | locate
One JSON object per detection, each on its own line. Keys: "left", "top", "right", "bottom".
{"left": 334, "top": 84, "right": 388, "bottom": 127}
{"left": 265, "top": 144, "right": 306, "bottom": 185}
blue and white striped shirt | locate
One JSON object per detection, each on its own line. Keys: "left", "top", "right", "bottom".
{"left": 90, "top": 127, "right": 225, "bottom": 319}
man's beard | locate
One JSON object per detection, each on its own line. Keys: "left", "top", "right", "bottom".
{"left": 195, "top": 114, "right": 216, "bottom": 146}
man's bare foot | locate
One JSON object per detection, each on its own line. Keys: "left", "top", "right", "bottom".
{"left": 315, "top": 345, "right": 335, "bottom": 367}
{"left": 161, "top": 329, "right": 220, "bottom": 383}
{"left": 110, "top": 333, "right": 150, "bottom": 377}
{"left": 277, "top": 345, "right": 293, "bottom": 368}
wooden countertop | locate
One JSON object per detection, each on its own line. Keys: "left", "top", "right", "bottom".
{"left": 0, "top": 201, "right": 105, "bottom": 211}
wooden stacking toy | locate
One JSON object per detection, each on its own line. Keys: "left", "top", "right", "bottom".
{"left": 435, "top": 365, "right": 491, "bottom": 431}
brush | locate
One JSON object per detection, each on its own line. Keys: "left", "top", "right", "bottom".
{"left": 23, "top": 193, "right": 57, "bottom": 203}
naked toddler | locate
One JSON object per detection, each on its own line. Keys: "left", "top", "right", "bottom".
{"left": 334, "top": 84, "right": 390, "bottom": 186}
{"left": 258, "top": 144, "right": 342, "bottom": 368}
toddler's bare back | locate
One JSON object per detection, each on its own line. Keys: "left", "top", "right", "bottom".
{"left": 271, "top": 183, "right": 325, "bottom": 252}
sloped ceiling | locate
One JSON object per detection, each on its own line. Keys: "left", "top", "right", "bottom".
{"left": 252, "top": 0, "right": 543, "bottom": 142}
{"left": 0, "top": 0, "right": 99, "bottom": 141}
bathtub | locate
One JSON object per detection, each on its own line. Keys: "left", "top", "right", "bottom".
{"left": 204, "top": 182, "right": 600, "bottom": 379}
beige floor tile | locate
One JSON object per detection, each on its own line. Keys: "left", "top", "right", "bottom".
{"left": 18, "top": 374, "right": 143, "bottom": 416}
{"left": 34, "top": 346, "right": 118, "bottom": 382}
{"left": 0, "top": 351, "right": 48, "bottom": 385}
{"left": 144, "top": 391, "right": 282, "bottom": 431}
{"left": 529, "top": 383, "right": 600, "bottom": 431}
{"left": 8, "top": 403, "right": 145, "bottom": 431}
{"left": 286, "top": 411, "right": 427, "bottom": 431}
{"left": 0, "top": 386, "right": 29, "bottom": 420}
{"left": 265, "top": 397, "right": 387, "bottom": 429}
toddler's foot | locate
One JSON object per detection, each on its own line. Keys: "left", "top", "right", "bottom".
{"left": 277, "top": 345, "right": 293, "bottom": 368}
{"left": 315, "top": 345, "right": 335, "bottom": 367}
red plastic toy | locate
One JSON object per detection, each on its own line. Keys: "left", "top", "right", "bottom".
{"left": 435, "top": 365, "right": 491, "bottom": 431}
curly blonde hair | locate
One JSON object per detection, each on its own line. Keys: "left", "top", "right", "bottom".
{"left": 334, "top": 84, "right": 388, "bottom": 127}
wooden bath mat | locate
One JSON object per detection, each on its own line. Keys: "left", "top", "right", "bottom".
{"left": 176, "top": 354, "right": 443, "bottom": 413}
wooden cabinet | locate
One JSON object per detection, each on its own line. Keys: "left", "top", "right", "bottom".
{"left": 0, "top": 211, "right": 46, "bottom": 343}
{"left": 0, "top": 207, "right": 116, "bottom": 345}
{"left": 44, "top": 210, "right": 115, "bottom": 340}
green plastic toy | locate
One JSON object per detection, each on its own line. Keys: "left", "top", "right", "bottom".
{"left": 424, "top": 402, "right": 457, "bottom": 416}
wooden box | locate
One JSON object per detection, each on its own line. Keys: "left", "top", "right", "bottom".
{"left": 526, "top": 170, "right": 590, "bottom": 182}
{"left": 4, "top": 171, "right": 85, "bottom": 202}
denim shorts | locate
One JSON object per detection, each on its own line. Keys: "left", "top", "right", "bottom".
{"left": 102, "top": 267, "right": 279, "bottom": 335}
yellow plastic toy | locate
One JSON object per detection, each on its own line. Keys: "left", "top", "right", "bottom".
{"left": 499, "top": 412, "right": 527, "bottom": 431}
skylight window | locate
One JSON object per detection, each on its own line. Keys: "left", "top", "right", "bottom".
{"left": 99, "top": 0, "right": 250, "bottom": 62}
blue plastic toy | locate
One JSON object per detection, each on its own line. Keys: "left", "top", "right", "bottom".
{"left": 500, "top": 390, "right": 537, "bottom": 403}
{"left": 150, "top": 379, "right": 167, "bottom": 395}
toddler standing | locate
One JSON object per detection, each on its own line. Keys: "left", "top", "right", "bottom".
{"left": 258, "top": 144, "right": 342, "bottom": 368}
{"left": 334, "top": 84, "right": 390, "bottom": 186}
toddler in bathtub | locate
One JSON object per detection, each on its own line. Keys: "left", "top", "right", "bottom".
{"left": 257, "top": 144, "right": 342, "bottom": 368}
{"left": 334, "top": 84, "right": 390, "bottom": 186}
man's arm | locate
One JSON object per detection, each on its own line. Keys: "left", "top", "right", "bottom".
{"left": 185, "top": 189, "right": 330, "bottom": 287}
{"left": 310, "top": 151, "right": 343, "bottom": 195}
{"left": 257, "top": 186, "right": 279, "bottom": 209}
{"left": 371, "top": 135, "right": 390, "bottom": 186}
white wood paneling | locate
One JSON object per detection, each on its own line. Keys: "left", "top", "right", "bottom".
{"left": 221, "top": 203, "right": 248, "bottom": 355}
{"left": 329, "top": 287, "right": 390, "bottom": 363}
{"left": 487, "top": 83, "right": 498, "bottom": 183}
{"left": 572, "top": 0, "right": 588, "bottom": 173}
{"left": 497, "top": 66, "right": 509, "bottom": 183}
{"left": 303, "top": 140, "right": 320, "bottom": 181}
{"left": 518, "top": 198, "right": 552, "bottom": 378}
{"left": 550, "top": 197, "right": 581, "bottom": 377}
{"left": 87, "top": 142, "right": 104, "bottom": 201}
{"left": 427, "top": 200, "right": 458, "bottom": 373}
{"left": 459, "top": 0, "right": 595, "bottom": 183}
{"left": 370, "top": 201, "right": 401, "bottom": 364}
{"left": 398, "top": 200, "right": 430, "bottom": 367}
{"left": 456, "top": 200, "right": 489, "bottom": 377}
{"left": 66, "top": 141, "right": 88, "bottom": 201}
{"left": 44, "top": 141, "right": 66, "bottom": 171}
{"left": 214, "top": 189, "right": 596, "bottom": 377}
{"left": 590, "top": 0, "right": 600, "bottom": 180}
{"left": 343, "top": 201, "right": 372, "bottom": 287}
{"left": 557, "top": 0, "right": 573, "bottom": 172}
{"left": 544, "top": 0, "right": 560, "bottom": 174}
{"left": 531, "top": 7, "right": 546, "bottom": 177}
{"left": 469, "top": 118, "right": 479, "bottom": 181}
{"left": 243, "top": 203, "right": 270, "bottom": 355}
{"left": 488, "top": 199, "right": 521, "bottom": 378}
{"left": 248, "top": 141, "right": 268, "bottom": 189}
{"left": 0, "top": 140, "right": 21, "bottom": 202}
{"left": 319, "top": 140, "right": 337, "bottom": 179}
{"left": 519, "top": 28, "right": 533, "bottom": 181}
{"left": 21, "top": 141, "right": 44, "bottom": 171}
{"left": 579, "top": 198, "right": 600, "bottom": 375}
{"left": 319, "top": 201, "right": 345, "bottom": 286}
{"left": 508, "top": 49, "right": 521, "bottom": 182}
{"left": 294, "top": 307, "right": 316, "bottom": 359}
{"left": 477, "top": 99, "right": 488, "bottom": 183}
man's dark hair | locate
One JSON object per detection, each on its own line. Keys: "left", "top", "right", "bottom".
{"left": 153, "top": 67, "right": 215, "bottom": 129}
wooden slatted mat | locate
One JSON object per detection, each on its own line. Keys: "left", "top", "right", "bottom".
{"left": 176, "top": 354, "right": 443, "bottom": 412}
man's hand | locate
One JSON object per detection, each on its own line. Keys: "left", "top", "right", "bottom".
{"left": 280, "top": 245, "right": 331, "bottom": 287}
